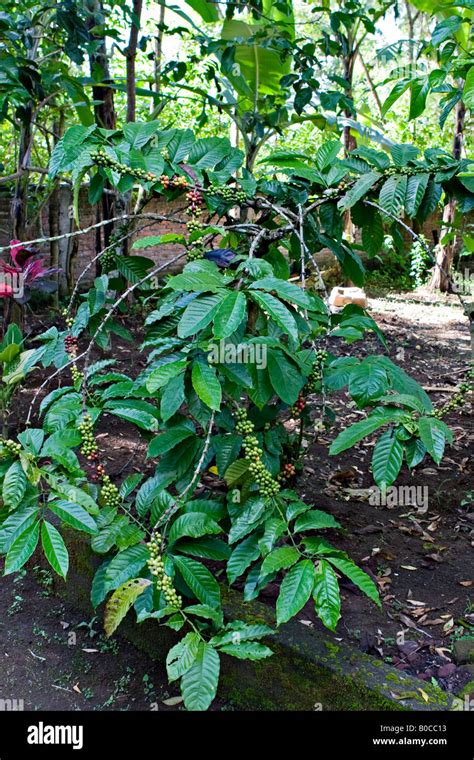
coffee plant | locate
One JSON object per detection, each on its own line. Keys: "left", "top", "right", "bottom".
{"left": 0, "top": 121, "right": 472, "bottom": 709}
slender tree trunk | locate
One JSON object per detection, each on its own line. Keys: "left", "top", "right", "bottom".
{"left": 429, "top": 98, "right": 466, "bottom": 291}
{"left": 86, "top": 0, "right": 116, "bottom": 272}
{"left": 49, "top": 112, "right": 64, "bottom": 307}
{"left": 342, "top": 50, "right": 357, "bottom": 249}
{"left": 153, "top": 3, "right": 166, "bottom": 98}
{"left": 126, "top": 0, "right": 143, "bottom": 123}
{"left": 358, "top": 52, "right": 382, "bottom": 116}
{"left": 11, "top": 106, "right": 32, "bottom": 242}
{"left": 10, "top": 98, "right": 36, "bottom": 331}
{"left": 10, "top": 117, "right": 30, "bottom": 329}
{"left": 343, "top": 53, "right": 357, "bottom": 156}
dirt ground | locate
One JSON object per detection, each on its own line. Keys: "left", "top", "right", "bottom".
{"left": 0, "top": 567, "right": 191, "bottom": 711}
{"left": 1, "top": 288, "right": 473, "bottom": 709}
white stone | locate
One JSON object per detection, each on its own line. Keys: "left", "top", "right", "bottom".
{"left": 328, "top": 286, "right": 368, "bottom": 310}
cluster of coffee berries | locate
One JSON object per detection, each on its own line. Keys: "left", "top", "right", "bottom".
{"left": 186, "top": 218, "right": 203, "bottom": 233}
{"left": 79, "top": 414, "right": 98, "bottom": 458}
{"left": 71, "top": 364, "right": 84, "bottom": 385}
{"left": 187, "top": 242, "right": 205, "bottom": 262}
{"left": 384, "top": 165, "right": 426, "bottom": 177}
{"left": 61, "top": 308, "right": 74, "bottom": 329}
{"left": 322, "top": 186, "right": 341, "bottom": 198}
{"left": 1, "top": 439, "right": 21, "bottom": 456}
{"left": 100, "top": 248, "right": 117, "bottom": 273}
{"left": 64, "top": 334, "right": 83, "bottom": 384}
{"left": 185, "top": 186, "right": 206, "bottom": 261}
{"left": 147, "top": 532, "right": 182, "bottom": 608}
{"left": 159, "top": 572, "right": 182, "bottom": 607}
{"left": 64, "top": 335, "right": 78, "bottom": 356}
{"left": 160, "top": 174, "right": 189, "bottom": 190}
{"left": 92, "top": 150, "right": 201, "bottom": 200}
{"left": 235, "top": 407, "right": 255, "bottom": 435}
{"left": 307, "top": 348, "right": 328, "bottom": 392}
{"left": 92, "top": 149, "right": 156, "bottom": 184}
{"left": 291, "top": 393, "right": 306, "bottom": 417}
{"left": 432, "top": 378, "right": 472, "bottom": 418}
{"left": 207, "top": 184, "right": 247, "bottom": 204}
{"left": 235, "top": 409, "right": 280, "bottom": 498}
{"left": 186, "top": 188, "right": 203, "bottom": 214}
{"left": 100, "top": 474, "right": 121, "bottom": 508}
{"left": 278, "top": 462, "right": 296, "bottom": 482}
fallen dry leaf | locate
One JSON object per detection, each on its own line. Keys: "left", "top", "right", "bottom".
{"left": 418, "top": 688, "right": 430, "bottom": 703}
{"left": 162, "top": 696, "right": 183, "bottom": 706}
{"left": 424, "top": 553, "right": 444, "bottom": 563}
{"left": 399, "top": 614, "right": 417, "bottom": 629}
{"left": 420, "top": 618, "right": 445, "bottom": 626}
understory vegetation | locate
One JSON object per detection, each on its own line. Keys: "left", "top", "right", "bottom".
{"left": 0, "top": 0, "right": 473, "bottom": 710}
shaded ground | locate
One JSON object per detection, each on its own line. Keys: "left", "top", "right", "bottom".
{"left": 2, "top": 288, "right": 473, "bottom": 708}
{"left": 0, "top": 568, "right": 188, "bottom": 711}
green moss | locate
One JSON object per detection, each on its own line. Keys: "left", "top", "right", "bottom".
{"left": 220, "top": 651, "right": 404, "bottom": 711}
{"left": 458, "top": 680, "right": 474, "bottom": 699}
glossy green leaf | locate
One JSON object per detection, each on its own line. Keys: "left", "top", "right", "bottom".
{"left": 180, "top": 641, "right": 220, "bottom": 711}
{"left": 276, "top": 559, "right": 316, "bottom": 625}
{"left": 213, "top": 291, "right": 247, "bottom": 339}
{"left": 41, "top": 521, "right": 69, "bottom": 578}
{"left": 174, "top": 555, "right": 221, "bottom": 608}
{"left": 312, "top": 559, "right": 341, "bottom": 631}
{"left": 4, "top": 521, "right": 40, "bottom": 575}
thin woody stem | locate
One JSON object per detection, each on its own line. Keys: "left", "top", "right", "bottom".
{"left": 0, "top": 213, "right": 188, "bottom": 254}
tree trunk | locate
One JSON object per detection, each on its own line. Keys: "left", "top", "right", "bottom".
{"left": 153, "top": 3, "right": 166, "bottom": 99}
{"left": 49, "top": 113, "right": 64, "bottom": 307}
{"left": 126, "top": 0, "right": 143, "bottom": 123}
{"left": 343, "top": 53, "right": 357, "bottom": 156}
{"left": 429, "top": 98, "right": 466, "bottom": 291}
{"left": 86, "top": 0, "right": 117, "bottom": 272}
{"left": 11, "top": 105, "right": 32, "bottom": 242}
